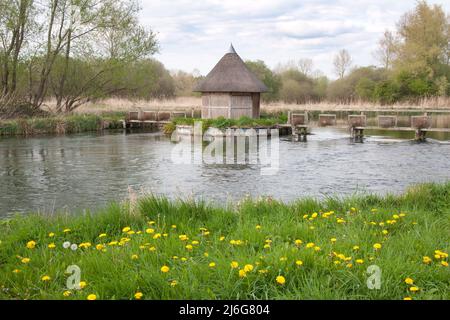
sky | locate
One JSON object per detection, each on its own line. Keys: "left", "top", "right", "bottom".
{"left": 139, "top": 0, "right": 450, "bottom": 78}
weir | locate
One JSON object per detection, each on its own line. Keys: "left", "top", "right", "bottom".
{"left": 123, "top": 110, "right": 450, "bottom": 142}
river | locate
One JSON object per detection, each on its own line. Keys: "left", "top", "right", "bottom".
{"left": 1, "top": 127, "right": 450, "bottom": 217}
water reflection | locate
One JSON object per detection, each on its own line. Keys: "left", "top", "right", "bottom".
{"left": 0, "top": 122, "right": 450, "bottom": 217}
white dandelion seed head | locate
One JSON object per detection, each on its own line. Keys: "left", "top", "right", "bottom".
{"left": 70, "top": 244, "right": 78, "bottom": 251}
{"left": 63, "top": 241, "right": 71, "bottom": 249}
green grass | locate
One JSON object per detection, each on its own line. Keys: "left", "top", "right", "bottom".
{"left": 0, "top": 182, "right": 449, "bottom": 300}
{"left": 0, "top": 113, "right": 125, "bottom": 136}
{"left": 170, "top": 115, "right": 286, "bottom": 132}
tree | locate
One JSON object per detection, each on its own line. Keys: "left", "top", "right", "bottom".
{"left": 245, "top": 60, "right": 282, "bottom": 102}
{"left": 297, "top": 58, "right": 313, "bottom": 77}
{"left": 0, "top": 0, "right": 34, "bottom": 95}
{"left": 31, "top": 0, "right": 158, "bottom": 112}
{"left": 333, "top": 49, "right": 352, "bottom": 79}
{"left": 374, "top": 30, "right": 397, "bottom": 70}
{"left": 395, "top": 1, "right": 449, "bottom": 75}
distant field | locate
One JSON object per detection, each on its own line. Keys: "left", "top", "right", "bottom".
{"left": 67, "top": 97, "right": 450, "bottom": 115}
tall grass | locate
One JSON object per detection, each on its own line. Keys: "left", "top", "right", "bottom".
{"left": 0, "top": 182, "right": 449, "bottom": 300}
{"left": 0, "top": 114, "right": 125, "bottom": 136}
{"left": 71, "top": 96, "right": 450, "bottom": 115}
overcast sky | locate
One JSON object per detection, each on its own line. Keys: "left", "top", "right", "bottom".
{"left": 139, "top": 0, "right": 450, "bottom": 78}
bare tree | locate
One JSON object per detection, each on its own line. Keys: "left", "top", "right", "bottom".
{"left": 298, "top": 58, "right": 313, "bottom": 76}
{"left": 0, "top": 0, "right": 34, "bottom": 95}
{"left": 374, "top": 30, "right": 397, "bottom": 69}
{"left": 333, "top": 49, "right": 352, "bottom": 79}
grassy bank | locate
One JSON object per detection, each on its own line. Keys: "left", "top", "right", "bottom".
{"left": 165, "top": 115, "right": 288, "bottom": 134}
{"left": 0, "top": 183, "right": 449, "bottom": 300}
{"left": 0, "top": 113, "right": 126, "bottom": 136}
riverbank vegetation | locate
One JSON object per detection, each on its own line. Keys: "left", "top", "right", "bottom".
{"left": 165, "top": 115, "right": 288, "bottom": 134}
{"left": 0, "top": 113, "right": 124, "bottom": 136}
{"left": 0, "top": 182, "right": 448, "bottom": 300}
{"left": 1, "top": 1, "right": 450, "bottom": 120}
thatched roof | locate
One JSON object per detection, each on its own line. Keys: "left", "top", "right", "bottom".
{"left": 194, "top": 44, "right": 268, "bottom": 93}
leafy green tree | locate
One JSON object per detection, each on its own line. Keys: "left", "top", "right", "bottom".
{"left": 245, "top": 60, "right": 281, "bottom": 102}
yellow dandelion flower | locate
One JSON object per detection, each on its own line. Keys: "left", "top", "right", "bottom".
{"left": 170, "top": 280, "right": 178, "bottom": 287}
{"left": 243, "top": 264, "right": 254, "bottom": 273}
{"left": 63, "top": 291, "right": 72, "bottom": 297}
{"left": 79, "top": 281, "right": 87, "bottom": 289}
{"left": 131, "top": 254, "right": 139, "bottom": 260}
{"left": 373, "top": 243, "right": 382, "bottom": 250}
{"left": 423, "top": 256, "right": 432, "bottom": 264}
{"left": 382, "top": 230, "right": 388, "bottom": 235}
{"left": 353, "top": 246, "right": 360, "bottom": 251}
{"left": 230, "top": 261, "right": 239, "bottom": 269}
{"left": 255, "top": 225, "right": 262, "bottom": 230}
{"left": 48, "top": 232, "right": 55, "bottom": 238}
{"left": 26, "top": 241, "right": 36, "bottom": 249}
{"left": 96, "top": 244, "right": 105, "bottom": 251}
{"left": 41, "top": 275, "right": 51, "bottom": 282}
{"left": 295, "top": 260, "right": 303, "bottom": 266}
{"left": 209, "top": 262, "right": 216, "bottom": 268}
{"left": 98, "top": 233, "right": 107, "bottom": 238}
{"left": 171, "top": 225, "right": 177, "bottom": 229}
{"left": 134, "top": 292, "right": 143, "bottom": 300}
{"left": 191, "top": 240, "right": 199, "bottom": 245}
{"left": 330, "top": 238, "right": 337, "bottom": 243}
{"left": 145, "top": 228, "right": 154, "bottom": 234}
{"left": 404, "top": 278, "right": 414, "bottom": 285}
{"left": 122, "top": 227, "right": 131, "bottom": 233}
{"left": 13, "top": 269, "right": 21, "bottom": 274}
{"left": 63, "top": 228, "right": 71, "bottom": 233}
{"left": 295, "top": 239, "right": 303, "bottom": 246}
{"left": 441, "top": 261, "right": 449, "bottom": 267}
{"left": 403, "top": 297, "right": 412, "bottom": 300}
{"left": 204, "top": 252, "right": 209, "bottom": 257}
{"left": 21, "top": 258, "right": 30, "bottom": 264}
{"left": 185, "top": 244, "right": 193, "bottom": 251}
{"left": 179, "top": 235, "right": 188, "bottom": 241}
{"left": 276, "top": 275, "right": 286, "bottom": 285}
{"left": 238, "top": 269, "right": 246, "bottom": 278}
{"left": 314, "top": 246, "right": 321, "bottom": 252}
{"left": 48, "top": 243, "right": 56, "bottom": 249}
{"left": 148, "top": 221, "right": 156, "bottom": 225}
{"left": 409, "top": 286, "right": 419, "bottom": 292}
{"left": 306, "top": 242, "right": 315, "bottom": 248}
{"left": 160, "top": 265, "right": 170, "bottom": 273}
{"left": 219, "top": 236, "right": 225, "bottom": 241}
{"left": 87, "top": 294, "right": 97, "bottom": 300}
{"left": 356, "top": 259, "right": 364, "bottom": 264}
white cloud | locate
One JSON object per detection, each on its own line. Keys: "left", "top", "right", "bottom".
{"left": 139, "top": 0, "right": 450, "bottom": 77}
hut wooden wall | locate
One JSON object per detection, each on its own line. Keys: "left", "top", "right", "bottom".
{"left": 201, "top": 92, "right": 255, "bottom": 119}
{"left": 251, "top": 93, "right": 260, "bottom": 118}
{"left": 230, "top": 93, "right": 252, "bottom": 119}
{"left": 201, "top": 93, "right": 230, "bottom": 119}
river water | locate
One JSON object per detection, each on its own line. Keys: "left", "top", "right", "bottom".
{"left": 1, "top": 127, "right": 450, "bottom": 217}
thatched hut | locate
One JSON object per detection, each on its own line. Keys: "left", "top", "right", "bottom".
{"left": 194, "top": 44, "right": 267, "bottom": 119}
